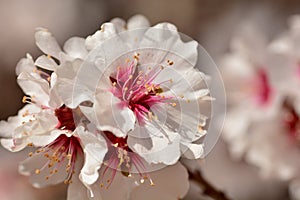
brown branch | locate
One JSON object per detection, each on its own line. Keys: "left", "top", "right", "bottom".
{"left": 188, "top": 169, "right": 232, "bottom": 200}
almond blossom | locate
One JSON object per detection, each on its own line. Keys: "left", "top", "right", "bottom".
{"left": 220, "top": 23, "right": 282, "bottom": 159}
{"left": 1, "top": 15, "right": 212, "bottom": 200}
{"left": 0, "top": 28, "right": 106, "bottom": 199}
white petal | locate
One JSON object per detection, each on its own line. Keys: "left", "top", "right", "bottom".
{"left": 268, "top": 35, "right": 293, "bottom": 55}
{"left": 222, "top": 108, "right": 251, "bottom": 159}
{"left": 110, "top": 17, "right": 126, "bottom": 32}
{"left": 15, "top": 53, "right": 36, "bottom": 76}
{"left": 94, "top": 172, "right": 136, "bottom": 200}
{"left": 127, "top": 15, "right": 150, "bottom": 30}
{"left": 139, "top": 23, "right": 198, "bottom": 68}
{"left": 35, "top": 28, "right": 62, "bottom": 58}
{"left": 162, "top": 101, "right": 206, "bottom": 143}
{"left": 93, "top": 91, "right": 136, "bottom": 138}
{"left": 85, "top": 23, "right": 117, "bottom": 51}
{"left": 63, "top": 37, "right": 88, "bottom": 59}
{"left": 0, "top": 104, "right": 40, "bottom": 138}
{"left": 17, "top": 72, "right": 50, "bottom": 106}
{"left": 231, "top": 23, "right": 267, "bottom": 65}
{"left": 131, "top": 162, "right": 189, "bottom": 200}
{"left": 28, "top": 109, "right": 58, "bottom": 135}
{"left": 54, "top": 59, "right": 92, "bottom": 108}
{"left": 77, "top": 127, "right": 107, "bottom": 185}
{"left": 180, "top": 142, "right": 204, "bottom": 159}
{"left": 1, "top": 138, "right": 28, "bottom": 152}
{"left": 30, "top": 129, "right": 63, "bottom": 147}
{"left": 48, "top": 73, "right": 64, "bottom": 108}
{"left": 158, "top": 66, "right": 208, "bottom": 101}
{"left": 35, "top": 55, "right": 58, "bottom": 71}
{"left": 67, "top": 175, "right": 94, "bottom": 200}
{"left": 128, "top": 122, "right": 181, "bottom": 165}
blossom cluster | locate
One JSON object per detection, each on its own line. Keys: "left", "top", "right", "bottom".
{"left": 0, "top": 15, "right": 210, "bottom": 200}
{"left": 221, "top": 15, "right": 300, "bottom": 199}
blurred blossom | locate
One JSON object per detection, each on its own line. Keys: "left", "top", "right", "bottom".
{"left": 221, "top": 22, "right": 282, "bottom": 159}
{"left": 268, "top": 15, "right": 300, "bottom": 102}
{"left": 221, "top": 14, "right": 300, "bottom": 199}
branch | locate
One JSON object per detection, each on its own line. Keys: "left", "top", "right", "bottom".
{"left": 188, "top": 169, "right": 232, "bottom": 200}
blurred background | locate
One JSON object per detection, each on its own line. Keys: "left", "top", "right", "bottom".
{"left": 1, "top": 0, "right": 300, "bottom": 199}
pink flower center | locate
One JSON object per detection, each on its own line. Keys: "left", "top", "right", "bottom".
{"left": 252, "top": 68, "right": 272, "bottom": 106}
{"left": 110, "top": 61, "right": 174, "bottom": 124}
{"left": 282, "top": 100, "right": 300, "bottom": 140}
{"left": 29, "top": 105, "right": 82, "bottom": 184}
{"left": 55, "top": 105, "right": 76, "bottom": 131}
{"left": 99, "top": 131, "right": 154, "bottom": 188}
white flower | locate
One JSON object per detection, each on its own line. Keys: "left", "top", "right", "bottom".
{"left": 0, "top": 28, "right": 102, "bottom": 197}
{"left": 220, "top": 23, "right": 282, "bottom": 159}
{"left": 68, "top": 16, "right": 209, "bottom": 168}
{"left": 268, "top": 15, "right": 300, "bottom": 102}
{"left": 1, "top": 15, "right": 209, "bottom": 200}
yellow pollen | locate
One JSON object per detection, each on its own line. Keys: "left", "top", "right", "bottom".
{"left": 47, "top": 54, "right": 51, "bottom": 59}
{"left": 167, "top": 60, "right": 174, "bottom": 65}
{"left": 67, "top": 154, "right": 72, "bottom": 160}
{"left": 134, "top": 54, "right": 139, "bottom": 60}
{"left": 198, "top": 125, "right": 203, "bottom": 132}
{"left": 27, "top": 143, "right": 33, "bottom": 147}
{"left": 100, "top": 183, "right": 104, "bottom": 188}
{"left": 150, "top": 179, "right": 155, "bottom": 186}
{"left": 22, "top": 110, "right": 29, "bottom": 117}
{"left": 140, "top": 179, "right": 145, "bottom": 184}
{"left": 22, "top": 96, "right": 28, "bottom": 103}
{"left": 28, "top": 152, "right": 33, "bottom": 157}
{"left": 172, "top": 103, "right": 177, "bottom": 107}
{"left": 125, "top": 58, "right": 130, "bottom": 63}
{"left": 35, "top": 169, "right": 41, "bottom": 174}
{"left": 113, "top": 143, "right": 119, "bottom": 147}
{"left": 113, "top": 82, "right": 117, "bottom": 86}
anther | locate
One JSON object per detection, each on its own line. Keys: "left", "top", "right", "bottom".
{"left": 167, "top": 60, "right": 174, "bottom": 65}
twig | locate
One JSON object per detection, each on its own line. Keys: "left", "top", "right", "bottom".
{"left": 188, "top": 169, "right": 232, "bottom": 200}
